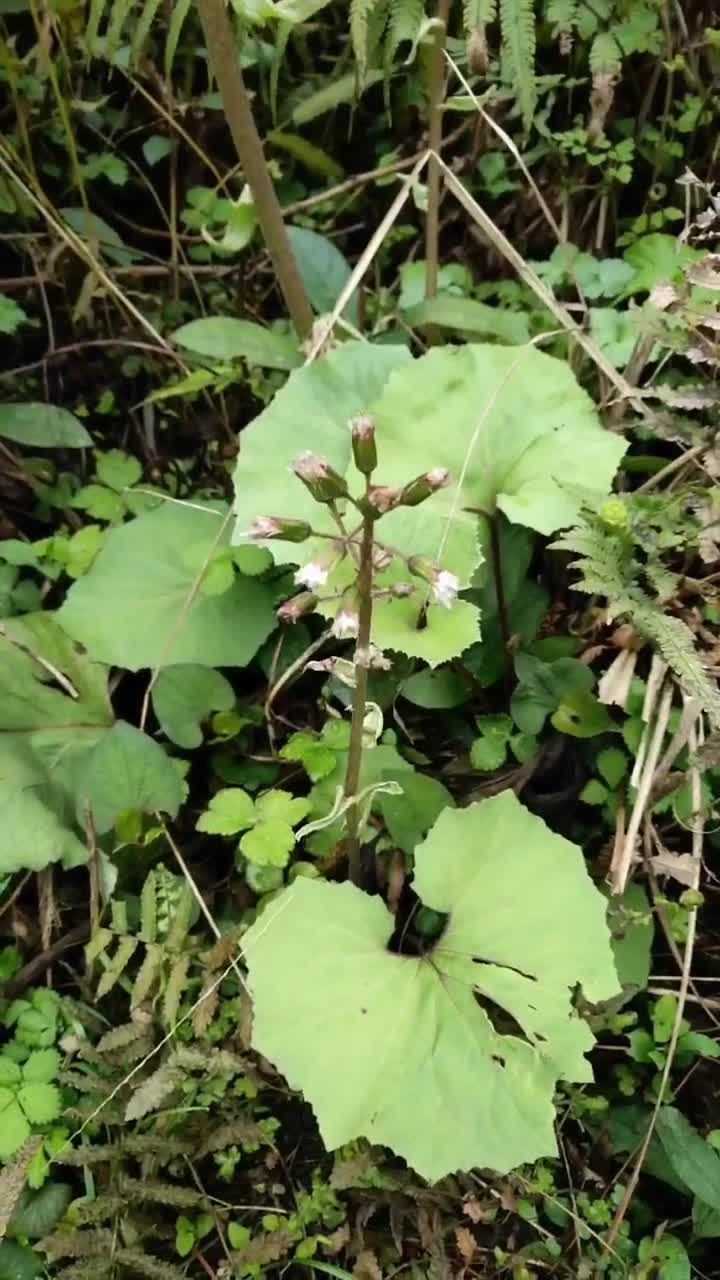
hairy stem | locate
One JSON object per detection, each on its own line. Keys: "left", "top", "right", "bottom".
{"left": 425, "top": 0, "right": 452, "bottom": 300}
{"left": 344, "top": 512, "right": 375, "bottom": 886}
{"left": 196, "top": 0, "right": 314, "bottom": 340}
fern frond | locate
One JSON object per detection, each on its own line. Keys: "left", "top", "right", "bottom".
{"left": 130, "top": 0, "right": 163, "bottom": 65}
{"left": 191, "top": 978, "right": 219, "bottom": 1036}
{"left": 56, "top": 1263, "right": 114, "bottom": 1280}
{"left": 545, "top": 0, "right": 576, "bottom": 33}
{"left": 44, "top": 1229, "right": 116, "bottom": 1260}
{"left": 164, "top": 0, "right": 192, "bottom": 79}
{"left": 139, "top": 872, "right": 157, "bottom": 944}
{"left": 553, "top": 515, "right": 720, "bottom": 728}
{"left": 122, "top": 1134, "right": 195, "bottom": 1160}
{"left": 119, "top": 1178, "right": 208, "bottom": 1210}
{"left": 96, "top": 936, "right": 138, "bottom": 999}
{"left": 500, "top": 0, "right": 536, "bottom": 129}
{"left": 131, "top": 943, "right": 163, "bottom": 1008}
{"left": 0, "top": 1138, "right": 42, "bottom": 1240}
{"left": 114, "top": 1247, "right": 187, "bottom": 1280}
{"left": 106, "top": 0, "right": 136, "bottom": 59}
{"left": 165, "top": 884, "right": 194, "bottom": 952}
{"left": 162, "top": 953, "right": 189, "bottom": 1027}
{"left": 71, "top": 1195, "right": 127, "bottom": 1223}
{"left": 200, "top": 1120, "right": 272, "bottom": 1155}
{"left": 385, "top": 0, "right": 424, "bottom": 65}
{"left": 463, "top": 0, "right": 497, "bottom": 26}
{"left": 97, "top": 1021, "right": 148, "bottom": 1054}
{"left": 85, "top": 0, "right": 110, "bottom": 55}
{"left": 589, "top": 30, "right": 622, "bottom": 76}
{"left": 271, "top": 21, "right": 293, "bottom": 123}
{"left": 124, "top": 1064, "right": 179, "bottom": 1123}
{"left": 56, "top": 1146, "right": 124, "bottom": 1167}
{"left": 631, "top": 603, "right": 720, "bottom": 728}
{"left": 351, "top": 0, "right": 382, "bottom": 79}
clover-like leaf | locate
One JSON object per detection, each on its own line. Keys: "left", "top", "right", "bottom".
{"left": 0, "top": 1058, "right": 22, "bottom": 1087}
{"left": 21, "top": 1050, "right": 59, "bottom": 1085}
{"left": 254, "top": 790, "right": 310, "bottom": 827}
{"left": 197, "top": 788, "right": 256, "bottom": 835}
{"left": 240, "top": 820, "right": 295, "bottom": 867}
{"left": 0, "top": 1094, "right": 30, "bottom": 1159}
{"left": 16, "top": 1083, "right": 61, "bottom": 1126}
{"left": 244, "top": 791, "right": 619, "bottom": 1181}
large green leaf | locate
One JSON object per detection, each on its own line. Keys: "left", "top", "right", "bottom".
{"left": 0, "top": 614, "right": 113, "bottom": 873}
{"left": 72, "top": 721, "right": 184, "bottom": 833}
{"left": 244, "top": 790, "right": 619, "bottom": 1181}
{"left": 233, "top": 343, "right": 623, "bottom": 665}
{"left": 0, "top": 405, "right": 92, "bottom": 448}
{"left": 172, "top": 318, "right": 301, "bottom": 370}
{"left": 286, "top": 226, "right": 358, "bottom": 324}
{"left": 152, "top": 665, "right": 235, "bottom": 748}
{"left": 369, "top": 344, "right": 625, "bottom": 536}
{"left": 655, "top": 1107, "right": 720, "bottom": 1212}
{"left": 58, "top": 501, "right": 275, "bottom": 670}
{"left": 233, "top": 342, "right": 410, "bottom": 545}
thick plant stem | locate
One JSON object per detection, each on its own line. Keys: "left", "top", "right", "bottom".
{"left": 344, "top": 513, "right": 375, "bottom": 886}
{"left": 424, "top": 0, "right": 452, "bottom": 300}
{"left": 488, "top": 513, "right": 512, "bottom": 677}
{"left": 196, "top": 0, "right": 314, "bottom": 340}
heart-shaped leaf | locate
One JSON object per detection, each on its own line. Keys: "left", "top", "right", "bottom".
{"left": 59, "top": 501, "right": 275, "bottom": 670}
{"left": 233, "top": 342, "right": 624, "bottom": 665}
{"left": 243, "top": 790, "right": 619, "bottom": 1181}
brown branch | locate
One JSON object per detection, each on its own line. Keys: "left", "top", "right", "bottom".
{"left": 196, "top": 0, "right": 313, "bottom": 341}
{"left": 425, "top": 0, "right": 452, "bottom": 300}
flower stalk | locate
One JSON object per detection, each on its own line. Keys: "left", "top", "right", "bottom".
{"left": 343, "top": 505, "right": 375, "bottom": 887}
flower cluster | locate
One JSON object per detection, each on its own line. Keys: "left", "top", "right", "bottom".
{"left": 250, "top": 416, "right": 460, "bottom": 645}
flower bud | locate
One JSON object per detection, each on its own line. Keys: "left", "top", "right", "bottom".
{"left": 365, "top": 485, "right": 402, "bottom": 516}
{"left": 407, "top": 555, "right": 440, "bottom": 585}
{"left": 249, "top": 515, "right": 312, "bottom": 543}
{"left": 292, "top": 452, "right": 348, "bottom": 503}
{"left": 277, "top": 592, "right": 317, "bottom": 624}
{"left": 391, "top": 582, "right": 415, "bottom": 598}
{"left": 372, "top": 545, "right": 394, "bottom": 572}
{"left": 350, "top": 414, "right": 377, "bottom": 475}
{"left": 407, "top": 558, "right": 459, "bottom": 608}
{"left": 400, "top": 467, "right": 451, "bottom": 508}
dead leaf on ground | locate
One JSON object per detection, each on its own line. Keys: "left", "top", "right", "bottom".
{"left": 649, "top": 852, "right": 700, "bottom": 887}
{"left": 454, "top": 1226, "right": 476, "bottom": 1264}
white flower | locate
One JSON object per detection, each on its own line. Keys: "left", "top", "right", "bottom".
{"left": 332, "top": 609, "right": 359, "bottom": 639}
{"left": 432, "top": 569, "right": 459, "bottom": 609}
{"left": 294, "top": 561, "right": 328, "bottom": 590}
